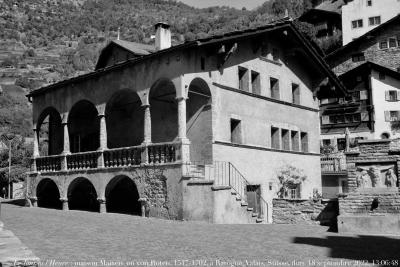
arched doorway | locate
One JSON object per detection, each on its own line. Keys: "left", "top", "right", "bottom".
{"left": 149, "top": 78, "right": 178, "bottom": 143}
{"left": 187, "top": 78, "right": 212, "bottom": 163}
{"left": 37, "top": 107, "right": 63, "bottom": 156}
{"left": 36, "top": 178, "right": 62, "bottom": 209}
{"left": 68, "top": 100, "right": 99, "bottom": 153}
{"left": 105, "top": 176, "right": 141, "bottom": 215}
{"left": 105, "top": 90, "right": 144, "bottom": 148}
{"left": 67, "top": 177, "right": 99, "bottom": 212}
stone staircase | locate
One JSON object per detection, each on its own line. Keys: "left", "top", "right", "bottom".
{"left": 183, "top": 162, "right": 267, "bottom": 224}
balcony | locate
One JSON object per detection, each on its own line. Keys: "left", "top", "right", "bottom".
{"left": 320, "top": 155, "right": 346, "bottom": 174}
{"left": 33, "top": 142, "right": 182, "bottom": 173}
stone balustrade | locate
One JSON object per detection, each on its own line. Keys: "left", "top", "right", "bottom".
{"left": 32, "top": 141, "right": 182, "bottom": 173}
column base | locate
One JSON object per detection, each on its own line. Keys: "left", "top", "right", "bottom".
{"left": 98, "top": 198, "right": 106, "bottom": 213}
{"left": 138, "top": 198, "right": 148, "bottom": 217}
{"left": 60, "top": 198, "right": 69, "bottom": 211}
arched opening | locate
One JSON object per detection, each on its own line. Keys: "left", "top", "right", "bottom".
{"left": 36, "top": 178, "right": 62, "bottom": 209}
{"left": 187, "top": 78, "right": 212, "bottom": 163}
{"left": 105, "top": 90, "right": 144, "bottom": 148}
{"left": 149, "top": 78, "right": 178, "bottom": 143}
{"left": 37, "top": 107, "right": 63, "bottom": 156}
{"left": 105, "top": 176, "right": 141, "bottom": 215}
{"left": 67, "top": 177, "right": 99, "bottom": 212}
{"left": 381, "top": 132, "right": 390, "bottom": 139}
{"left": 68, "top": 100, "right": 99, "bottom": 153}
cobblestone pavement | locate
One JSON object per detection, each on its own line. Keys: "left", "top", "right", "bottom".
{"left": 2, "top": 204, "right": 400, "bottom": 267}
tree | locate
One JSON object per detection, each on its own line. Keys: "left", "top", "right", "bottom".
{"left": 277, "top": 165, "right": 306, "bottom": 198}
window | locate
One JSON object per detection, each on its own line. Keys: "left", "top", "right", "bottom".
{"left": 389, "top": 37, "right": 397, "bottom": 48}
{"left": 321, "top": 115, "right": 330, "bottom": 125}
{"left": 281, "top": 129, "right": 290, "bottom": 150}
{"left": 361, "top": 111, "right": 370, "bottom": 121}
{"left": 368, "top": 16, "right": 381, "bottom": 26}
{"left": 352, "top": 91, "right": 361, "bottom": 101}
{"left": 272, "top": 48, "right": 279, "bottom": 61}
{"left": 200, "top": 57, "right": 205, "bottom": 70}
{"left": 352, "top": 53, "right": 365, "bottom": 62}
{"left": 270, "top": 77, "right": 279, "bottom": 99}
{"left": 271, "top": 127, "right": 280, "bottom": 149}
{"left": 379, "top": 72, "right": 386, "bottom": 80}
{"left": 291, "top": 131, "right": 299, "bottom": 151}
{"left": 292, "top": 83, "right": 300, "bottom": 104}
{"left": 385, "top": 111, "right": 400, "bottom": 122}
{"left": 322, "top": 139, "right": 331, "bottom": 146}
{"left": 339, "top": 178, "right": 348, "bottom": 194}
{"left": 351, "top": 19, "right": 363, "bottom": 29}
{"left": 301, "top": 132, "right": 308, "bottom": 152}
{"left": 379, "top": 41, "right": 388, "bottom": 49}
{"left": 367, "top": 0, "right": 372, "bottom": 6}
{"left": 360, "top": 90, "right": 368, "bottom": 100}
{"left": 251, "top": 71, "right": 261, "bottom": 94}
{"left": 238, "top": 67, "right": 249, "bottom": 91}
{"left": 230, "top": 119, "right": 242, "bottom": 144}
{"left": 385, "top": 90, "right": 400, "bottom": 101}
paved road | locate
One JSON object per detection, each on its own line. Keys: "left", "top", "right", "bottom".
{"left": 2, "top": 204, "right": 399, "bottom": 267}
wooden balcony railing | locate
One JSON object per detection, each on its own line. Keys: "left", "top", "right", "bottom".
{"left": 321, "top": 155, "right": 346, "bottom": 173}
{"left": 32, "top": 141, "right": 182, "bottom": 173}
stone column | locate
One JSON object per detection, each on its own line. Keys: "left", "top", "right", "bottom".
{"left": 176, "top": 96, "right": 188, "bottom": 141}
{"left": 61, "top": 121, "right": 70, "bottom": 171}
{"left": 98, "top": 198, "right": 106, "bottom": 213}
{"left": 32, "top": 128, "right": 39, "bottom": 172}
{"left": 60, "top": 198, "right": 69, "bottom": 211}
{"left": 98, "top": 114, "right": 107, "bottom": 168}
{"left": 141, "top": 105, "right": 151, "bottom": 165}
{"left": 138, "top": 198, "right": 147, "bottom": 217}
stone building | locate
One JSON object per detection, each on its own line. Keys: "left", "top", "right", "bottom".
{"left": 26, "top": 19, "right": 344, "bottom": 223}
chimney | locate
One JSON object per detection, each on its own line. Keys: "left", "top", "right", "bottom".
{"left": 155, "top": 22, "right": 171, "bottom": 51}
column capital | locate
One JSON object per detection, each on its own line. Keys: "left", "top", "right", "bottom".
{"left": 98, "top": 113, "right": 106, "bottom": 118}
{"left": 59, "top": 197, "right": 68, "bottom": 203}
{"left": 97, "top": 198, "right": 106, "bottom": 204}
{"left": 176, "top": 96, "right": 188, "bottom": 101}
{"left": 141, "top": 103, "right": 150, "bottom": 108}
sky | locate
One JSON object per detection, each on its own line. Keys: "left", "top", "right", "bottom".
{"left": 177, "top": 0, "right": 268, "bottom": 10}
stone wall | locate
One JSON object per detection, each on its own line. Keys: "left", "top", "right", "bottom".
{"left": 339, "top": 188, "right": 400, "bottom": 214}
{"left": 272, "top": 198, "right": 338, "bottom": 226}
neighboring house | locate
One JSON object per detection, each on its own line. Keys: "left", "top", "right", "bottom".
{"left": 26, "top": 19, "right": 345, "bottom": 224}
{"left": 320, "top": 61, "right": 400, "bottom": 145}
{"left": 299, "top": 0, "right": 344, "bottom": 39}
{"left": 326, "top": 14, "right": 400, "bottom": 75}
{"left": 341, "top": 0, "right": 400, "bottom": 45}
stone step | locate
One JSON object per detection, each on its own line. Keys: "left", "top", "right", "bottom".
{"left": 252, "top": 213, "right": 258, "bottom": 217}
{"left": 246, "top": 207, "right": 253, "bottom": 211}
{"left": 231, "top": 191, "right": 237, "bottom": 195}
{"left": 236, "top": 196, "right": 242, "bottom": 201}
{"left": 241, "top": 202, "right": 248, "bottom": 207}
{"left": 256, "top": 218, "right": 264, "bottom": 223}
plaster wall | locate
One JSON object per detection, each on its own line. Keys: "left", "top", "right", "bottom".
{"left": 370, "top": 70, "right": 400, "bottom": 139}
{"left": 341, "top": 0, "right": 400, "bottom": 45}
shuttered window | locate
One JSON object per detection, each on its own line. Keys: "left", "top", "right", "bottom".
{"left": 385, "top": 111, "right": 400, "bottom": 122}
{"left": 359, "top": 90, "right": 368, "bottom": 100}
{"left": 361, "top": 112, "right": 370, "bottom": 122}
{"left": 385, "top": 90, "right": 400, "bottom": 101}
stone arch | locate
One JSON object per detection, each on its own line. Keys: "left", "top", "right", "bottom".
{"left": 67, "top": 177, "right": 99, "bottom": 212}
{"left": 105, "top": 175, "right": 141, "bottom": 215}
{"left": 36, "top": 107, "right": 63, "bottom": 156}
{"left": 149, "top": 78, "right": 178, "bottom": 143}
{"left": 36, "top": 178, "right": 62, "bottom": 209}
{"left": 68, "top": 100, "right": 99, "bottom": 153}
{"left": 105, "top": 89, "right": 144, "bottom": 148}
{"left": 187, "top": 78, "right": 213, "bottom": 162}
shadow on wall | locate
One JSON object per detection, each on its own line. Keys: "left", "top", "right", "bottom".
{"left": 293, "top": 235, "right": 400, "bottom": 264}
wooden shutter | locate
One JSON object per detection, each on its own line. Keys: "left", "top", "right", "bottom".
{"left": 397, "top": 111, "right": 400, "bottom": 121}
{"left": 361, "top": 112, "right": 370, "bottom": 121}
{"left": 360, "top": 90, "right": 368, "bottom": 100}
{"left": 396, "top": 91, "right": 400, "bottom": 101}
{"left": 322, "top": 116, "right": 329, "bottom": 124}
{"left": 385, "top": 91, "right": 390, "bottom": 101}
{"left": 385, "top": 111, "right": 390, "bottom": 122}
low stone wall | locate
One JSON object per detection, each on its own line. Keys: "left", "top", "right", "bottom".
{"left": 272, "top": 198, "right": 338, "bottom": 226}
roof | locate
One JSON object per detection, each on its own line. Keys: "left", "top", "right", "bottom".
{"left": 326, "top": 14, "right": 400, "bottom": 61}
{"left": 27, "top": 18, "right": 347, "bottom": 98}
{"left": 340, "top": 61, "right": 400, "bottom": 80}
{"left": 95, "top": 39, "right": 155, "bottom": 69}
{"left": 298, "top": 8, "right": 341, "bottom": 24}
{"left": 315, "top": 0, "right": 346, "bottom": 14}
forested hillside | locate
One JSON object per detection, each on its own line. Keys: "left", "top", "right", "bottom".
{"left": 0, "top": 0, "right": 316, "bottom": 136}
